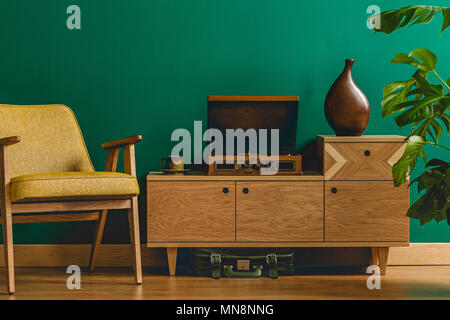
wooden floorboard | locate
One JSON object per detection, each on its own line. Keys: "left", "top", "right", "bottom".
{"left": 2, "top": 244, "right": 450, "bottom": 268}
{"left": 0, "top": 266, "right": 450, "bottom": 299}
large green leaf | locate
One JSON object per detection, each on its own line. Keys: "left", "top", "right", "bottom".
{"left": 375, "top": 10, "right": 404, "bottom": 34}
{"left": 436, "top": 202, "right": 450, "bottom": 224}
{"left": 441, "top": 112, "right": 450, "bottom": 133}
{"left": 413, "top": 70, "right": 430, "bottom": 87}
{"left": 398, "top": 9, "right": 416, "bottom": 28}
{"left": 407, "top": 192, "right": 435, "bottom": 225}
{"left": 408, "top": 84, "right": 444, "bottom": 97}
{"left": 391, "top": 52, "right": 425, "bottom": 70}
{"left": 429, "top": 118, "right": 444, "bottom": 141}
{"left": 442, "top": 8, "right": 450, "bottom": 33}
{"left": 407, "top": 160, "right": 450, "bottom": 225}
{"left": 409, "top": 49, "right": 437, "bottom": 72}
{"left": 414, "top": 118, "right": 433, "bottom": 139}
{"left": 381, "top": 80, "right": 415, "bottom": 118}
{"left": 412, "top": 6, "right": 438, "bottom": 25}
{"left": 392, "top": 135, "right": 426, "bottom": 187}
{"left": 381, "top": 48, "right": 448, "bottom": 150}
{"left": 391, "top": 49, "right": 437, "bottom": 72}
{"left": 411, "top": 169, "right": 441, "bottom": 192}
{"left": 383, "top": 81, "right": 411, "bottom": 97}
{"left": 371, "top": 5, "right": 450, "bottom": 34}
{"left": 394, "top": 96, "right": 440, "bottom": 127}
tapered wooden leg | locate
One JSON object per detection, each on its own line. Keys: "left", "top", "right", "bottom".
{"left": 167, "top": 248, "right": 178, "bottom": 276}
{"left": 90, "top": 147, "right": 119, "bottom": 272}
{"left": 128, "top": 197, "right": 142, "bottom": 284}
{"left": 0, "top": 146, "right": 14, "bottom": 294}
{"left": 378, "top": 247, "right": 389, "bottom": 275}
{"left": 371, "top": 247, "right": 379, "bottom": 266}
{"left": 88, "top": 210, "right": 108, "bottom": 272}
{"left": 124, "top": 144, "right": 142, "bottom": 284}
{"left": 0, "top": 202, "right": 14, "bottom": 294}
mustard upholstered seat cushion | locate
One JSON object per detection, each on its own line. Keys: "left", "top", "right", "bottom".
{"left": 11, "top": 172, "right": 140, "bottom": 203}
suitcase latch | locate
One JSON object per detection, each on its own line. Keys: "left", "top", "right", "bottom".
{"left": 266, "top": 253, "right": 277, "bottom": 265}
{"left": 237, "top": 260, "right": 250, "bottom": 271}
{"left": 210, "top": 253, "right": 221, "bottom": 265}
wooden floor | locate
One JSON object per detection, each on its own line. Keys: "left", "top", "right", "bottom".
{"left": 1, "top": 266, "right": 450, "bottom": 300}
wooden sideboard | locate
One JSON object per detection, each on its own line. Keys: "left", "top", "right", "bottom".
{"left": 147, "top": 135, "right": 409, "bottom": 276}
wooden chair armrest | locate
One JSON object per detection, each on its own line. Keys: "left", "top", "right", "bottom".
{"left": 0, "top": 136, "right": 20, "bottom": 146}
{"left": 102, "top": 136, "right": 142, "bottom": 175}
{"left": 101, "top": 135, "right": 142, "bottom": 150}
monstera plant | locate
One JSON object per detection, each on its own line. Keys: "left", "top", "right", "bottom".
{"left": 369, "top": 5, "right": 450, "bottom": 226}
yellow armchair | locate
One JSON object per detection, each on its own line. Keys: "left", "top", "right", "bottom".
{"left": 0, "top": 104, "right": 143, "bottom": 293}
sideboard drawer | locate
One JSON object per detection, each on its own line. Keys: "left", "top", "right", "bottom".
{"left": 148, "top": 182, "right": 235, "bottom": 242}
{"left": 236, "top": 181, "right": 324, "bottom": 242}
{"left": 325, "top": 181, "right": 409, "bottom": 242}
{"left": 322, "top": 142, "right": 405, "bottom": 180}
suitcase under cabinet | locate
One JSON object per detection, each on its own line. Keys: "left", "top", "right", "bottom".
{"left": 147, "top": 135, "right": 410, "bottom": 276}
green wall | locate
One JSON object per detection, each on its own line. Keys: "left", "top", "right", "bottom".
{"left": 0, "top": 0, "right": 448, "bottom": 243}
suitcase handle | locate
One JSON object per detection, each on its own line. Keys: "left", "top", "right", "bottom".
{"left": 223, "top": 265, "right": 262, "bottom": 278}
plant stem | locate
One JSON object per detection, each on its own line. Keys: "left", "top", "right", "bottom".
{"left": 426, "top": 141, "right": 450, "bottom": 151}
{"left": 433, "top": 70, "right": 450, "bottom": 91}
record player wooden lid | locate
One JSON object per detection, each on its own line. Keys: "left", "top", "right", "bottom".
{"left": 208, "top": 96, "right": 299, "bottom": 102}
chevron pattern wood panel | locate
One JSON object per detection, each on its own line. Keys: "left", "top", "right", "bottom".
{"left": 323, "top": 142, "right": 405, "bottom": 180}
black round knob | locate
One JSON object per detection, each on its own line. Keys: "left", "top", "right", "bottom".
{"left": 243, "top": 188, "right": 249, "bottom": 194}
{"left": 331, "top": 188, "right": 338, "bottom": 194}
{"left": 222, "top": 187, "right": 229, "bottom": 194}
{"left": 364, "top": 150, "right": 371, "bottom": 157}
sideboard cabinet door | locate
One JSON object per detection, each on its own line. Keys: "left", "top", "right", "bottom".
{"left": 148, "top": 182, "right": 235, "bottom": 243}
{"left": 325, "top": 181, "right": 409, "bottom": 242}
{"left": 236, "top": 181, "right": 324, "bottom": 242}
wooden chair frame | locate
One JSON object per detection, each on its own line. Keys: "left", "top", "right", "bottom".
{"left": 0, "top": 135, "right": 143, "bottom": 294}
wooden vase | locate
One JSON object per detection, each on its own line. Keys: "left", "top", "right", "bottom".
{"left": 324, "top": 59, "right": 370, "bottom": 136}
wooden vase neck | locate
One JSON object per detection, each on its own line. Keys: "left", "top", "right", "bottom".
{"left": 343, "top": 59, "right": 355, "bottom": 79}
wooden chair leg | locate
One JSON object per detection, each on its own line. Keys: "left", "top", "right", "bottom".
{"left": 1, "top": 204, "right": 14, "bottom": 294}
{"left": 378, "top": 247, "right": 390, "bottom": 275}
{"left": 1, "top": 146, "right": 15, "bottom": 294}
{"left": 89, "top": 147, "right": 119, "bottom": 272}
{"left": 123, "top": 144, "right": 142, "bottom": 284}
{"left": 128, "top": 196, "right": 142, "bottom": 284}
{"left": 89, "top": 210, "right": 108, "bottom": 272}
{"left": 167, "top": 248, "right": 178, "bottom": 276}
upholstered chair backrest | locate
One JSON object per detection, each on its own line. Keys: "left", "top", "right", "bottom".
{"left": 0, "top": 105, "right": 94, "bottom": 178}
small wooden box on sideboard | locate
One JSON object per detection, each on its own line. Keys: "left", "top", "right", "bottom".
{"left": 147, "top": 135, "right": 409, "bottom": 276}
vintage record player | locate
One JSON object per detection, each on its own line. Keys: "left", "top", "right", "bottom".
{"left": 207, "top": 154, "right": 302, "bottom": 176}
{"left": 206, "top": 96, "right": 302, "bottom": 176}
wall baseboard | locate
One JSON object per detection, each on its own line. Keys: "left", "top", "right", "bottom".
{"left": 0, "top": 243, "right": 448, "bottom": 267}
{"left": 0, "top": 244, "right": 166, "bottom": 267}
{"left": 389, "top": 243, "right": 450, "bottom": 265}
